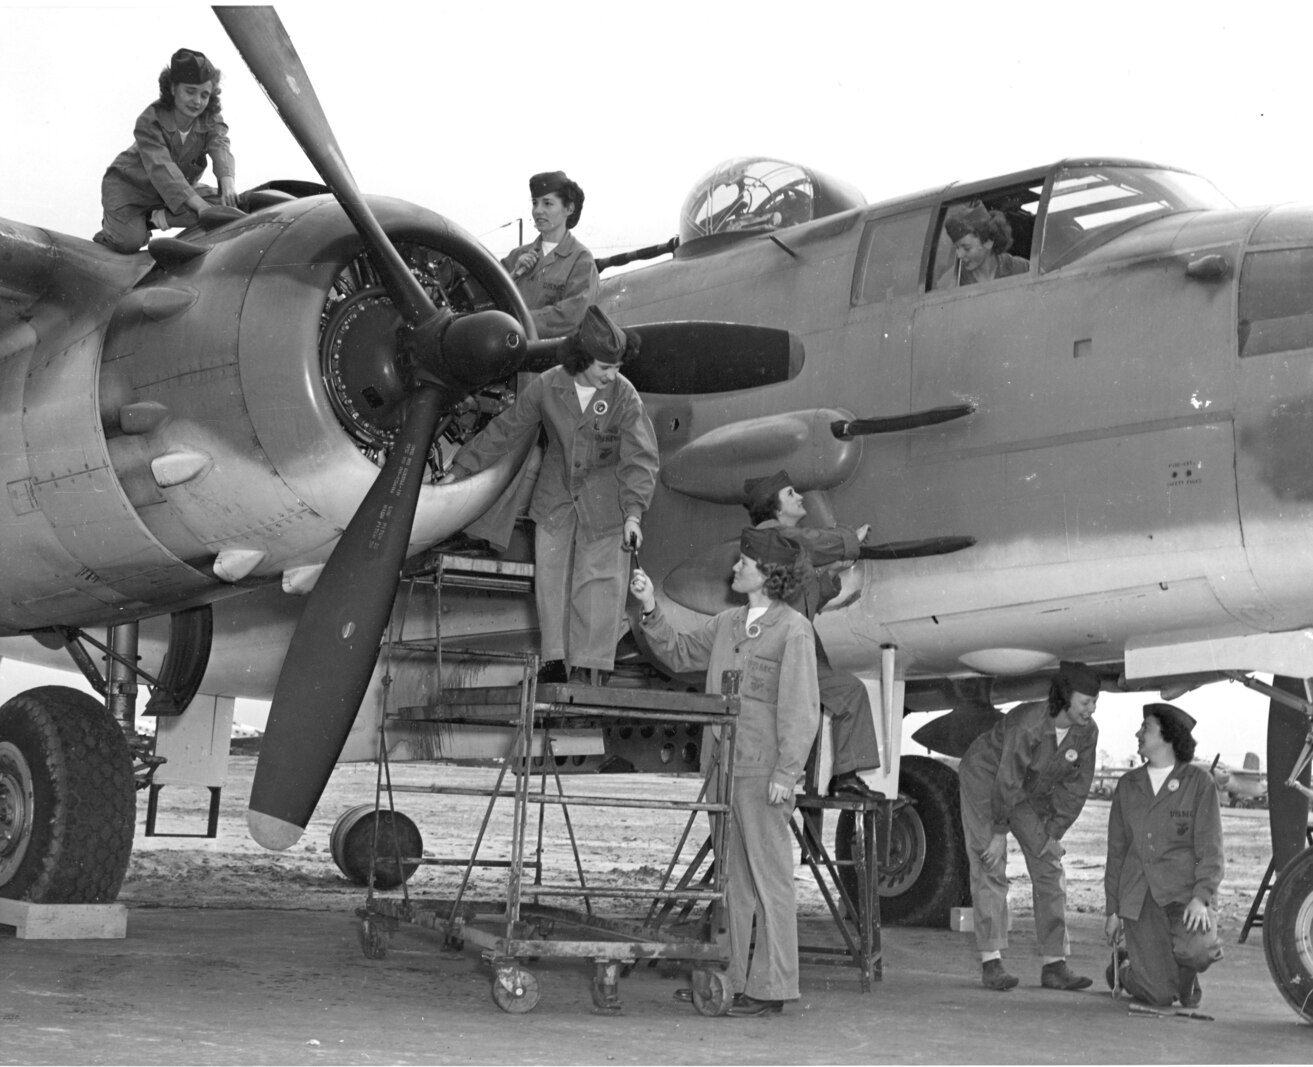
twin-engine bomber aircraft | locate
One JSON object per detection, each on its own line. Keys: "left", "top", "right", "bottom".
{"left": 1, "top": 4, "right": 1312, "bottom": 1023}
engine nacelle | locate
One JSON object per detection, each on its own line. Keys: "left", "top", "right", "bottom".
{"left": 0, "top": 196, "right": 521, "bottom": 633}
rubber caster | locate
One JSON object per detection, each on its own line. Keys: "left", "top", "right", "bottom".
{"left": 491, "top": 965, "right": 540, "bottom": 1014}
{"left": 358, "top": 917, "right": 389, "bottom": 959}
{"left": 691, "top": 968, "right": 732, "bottom": 1016}
{"left": 590, "top": 960, "right": 623, "bottom": 1015}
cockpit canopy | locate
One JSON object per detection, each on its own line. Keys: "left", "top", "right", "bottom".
{"left": 679, "top": 157, "right": 866, "bottom": 248}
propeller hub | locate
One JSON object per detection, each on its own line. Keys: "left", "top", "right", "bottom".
{"left": 423, "top": 309, "right": 527, "bottom": 394}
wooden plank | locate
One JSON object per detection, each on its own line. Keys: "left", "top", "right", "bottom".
{"left": 0, "top": 899, "right": 127, "bottom": 940}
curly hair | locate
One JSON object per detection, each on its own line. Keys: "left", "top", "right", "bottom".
{"left": 945, "top": 203, "right": 1015, "bottom": 255}
{"left": 758, "top": 558, "right": 805, "bottom": 604}
{"left": 747, "top": 492, "right": 783, "bottom": 527}
{"left": 560, "top": 329, "right": 641, "bottom": 375}
{"left": 156, "top": 67, "right": 223, "bottom": 120}
{"left": 1149, "top": 710, "right": 1198, "bottom": 763}
{"left": 1047, "top": 675, "right": 1084, "bottom": 718}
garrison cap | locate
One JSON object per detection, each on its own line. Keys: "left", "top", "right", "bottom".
{"left": 1143, "top": 702, "right": 1197, "bottom": 734}
{"left": 170, "top": 48, "right": 217, "bottom": 86}
{"left": 1057, "top": 660, "right": 1101, "bottom": 697}
{"left": 575, "top": 305, "right": 627, "bottom": 364}
{"left": 740, "top": 526, "right": 802, "bottom": 567}
{"left": 529, "top": 171, "right": 585, "bottom": 227}
{"left": 944, "top": 202, "right": 992, "bottom": 242}
{"left": 743, "top": 470, "right": 792, "bottom": 516}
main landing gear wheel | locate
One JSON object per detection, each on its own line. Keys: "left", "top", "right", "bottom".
{"left": 0, "top": 686, "right": 135, "bottom": 903}
{"left": 835, "top": 755, "right": 969, "bottom": 927}
{"left": 1263, "top": 845, "right": 1313, "bottom": 1023}
{"left": 690, "top": 968, "right": 732, "bottom": 1016}
{"left": 491, "top": 963, "right": 540, "bottom": 1014}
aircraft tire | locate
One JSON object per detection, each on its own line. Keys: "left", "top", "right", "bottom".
{"left": 1263, "top": 845, "right": 1313, "bottom": 1023}
{"left": 330, "top": 804, "right": 423, "bottom": 889}
{"left": 835, "top": 755, "right": 969, "bottom": 927}
{"left": 0, "top": 686, "right": 135, "bottom": 903}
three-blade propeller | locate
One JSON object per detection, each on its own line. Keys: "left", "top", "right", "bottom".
{"left": 216, "top": 6, "right": 526, "bottom": 847}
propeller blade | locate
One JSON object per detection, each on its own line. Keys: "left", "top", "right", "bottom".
{"left": 249, "top": 386, "right": 445, "bottom": 849}
{"left": 214, "top": 6, "right": 435, "bottom": 325}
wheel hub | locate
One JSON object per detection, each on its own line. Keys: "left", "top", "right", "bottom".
{"left": 0, "top": 741, "right": 35, "bottom": 880}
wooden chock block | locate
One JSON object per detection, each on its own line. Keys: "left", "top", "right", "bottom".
{"left": 0, "top": 898, "right": 128, "bottom": 940}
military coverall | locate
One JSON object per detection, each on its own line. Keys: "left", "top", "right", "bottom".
{"left": 500, "top": 230, "right": 598, "bottom": 340}
{"left": 759, "top": 519, "right": 880, "bottom": 776}
{"left": 451, "top": 365, "right": 658, "bottom": 671}
{"left": 958, "top": 700, "right": 1097, "bottom": 956}
{"left": 95, "top": 103, "right": 234, "bottom": 253}
{"left": 1105, "top": 762, "right": 1224, "bottom": 1006}
{"left": 640, "top": 599, "right": 820, "bottom": 1002}
{"left": 460, "top": 231, "right": 601, "bottom": 550}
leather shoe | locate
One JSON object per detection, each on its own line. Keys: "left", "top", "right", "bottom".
{"left": 727, "top": 993, "right": 783, "bottom": 1016}
{"left": 672, "top": 987, "right": 693, "bottom": 1003}
{"left": 981, "top": 958, "right": 1019, "bottom": 991}
{"left": 1041, "top": 959, "right": 1093, "bottom": 991}
{"left": 830, "top": 772, "right": 876, "bottom": 798}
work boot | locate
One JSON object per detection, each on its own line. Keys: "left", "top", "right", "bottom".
{"left": 727, "top": 993, "right": 783, "bottom": 1016}
{"left": 830, "top": 772, "right": 876, "bottom": 798}
{"left": 981, "top": 958, "right": 1019, "bottom": 991}
{"left": 1041, "top": 959, "right": 1093, "bottom": 991}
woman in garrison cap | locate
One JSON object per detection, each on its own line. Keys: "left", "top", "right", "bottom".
{"left": 958, "top": 661, "right": 1101, "bottom": 992}
{"left": 444, "top": 306, "right": 657, "bottom": 683}
{"left": 94, "top": 48, "right": 245, "bottom": 253}
{"left": 1105, "top": 703, "right": 1224, "bottom": 1008}
{"left": 503, "top": 171, "right": 598, "bottom": 338}
{"left": 936, "top": 201, "right": 1030, "bottom": 288}
{"left": 630, "top": 528, "right": 820, "bottom": 1016}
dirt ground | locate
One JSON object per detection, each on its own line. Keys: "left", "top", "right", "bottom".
{"left": 2, "top": 757, "right": 1310, "bottom": 1065}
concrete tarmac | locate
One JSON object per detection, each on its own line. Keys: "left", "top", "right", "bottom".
{"left": 1, "top": 905, "right": 1308, "bottom": 1065}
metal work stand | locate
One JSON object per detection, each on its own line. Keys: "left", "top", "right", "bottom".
{"left": 793, "top": 794, "right": 883, "bottom": 990}
{"left": 1239, "top": 825, "right": 1313, "bottom": 943}
{"left": 355, "top": 656, "right": 742, "bottom": 1016}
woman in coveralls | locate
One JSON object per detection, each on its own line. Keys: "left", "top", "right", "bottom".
{"left": 456, "top": 171, "right": 600, "bottom": 554}
{"left": 94, "top": 48, "right": 243, "bottom": 253}
{"left": 629, "top": 527, "right": 820, "bottom": 1016}
{"left": 445, "top": 305, "right": 658, "bottom": 683}
{"left": 502, "top": 170, "right": 598, "bottom": 339}
{"left": 959, "top": 660, "right": 1100, "bottom": 991}
{"left": 1105, "top": 703, "right": 1224, "bottom": 1008}
{"left": 744, "top": 470, "right": 881, "bottom": 795}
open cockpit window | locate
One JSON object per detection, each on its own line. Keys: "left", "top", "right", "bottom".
{"left": 929, "top": 180, "right": 1043, "bottom": 290}
{"left": 1038, "top": 166, "right": 1230, "bottom": 272}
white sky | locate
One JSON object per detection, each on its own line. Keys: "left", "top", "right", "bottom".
{"left": 0, "top": 0, "right": 1302, "bottom": 764}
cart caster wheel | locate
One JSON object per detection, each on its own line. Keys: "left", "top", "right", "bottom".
{"left": 590, "top": 960, "right": 624, "bottom": 1016}
{"left": 691, "top": 969, "right": 732, "bottom": 1016}
{"left": 491, "top": 965, "right": 540, "bottom": 1014}
{"left": 358, "top": 917, "right": 389, "bottom": 959}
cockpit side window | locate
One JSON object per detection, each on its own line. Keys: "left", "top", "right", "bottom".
{"left": 851, "top": 209, "right": 933, "bottom": 305}
{"left": 929, "top": 181, "right": 1043, "bottom": 291}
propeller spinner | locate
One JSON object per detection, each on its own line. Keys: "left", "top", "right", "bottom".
{"left": 215, "top": 6, "right": 526, "bottom": 848}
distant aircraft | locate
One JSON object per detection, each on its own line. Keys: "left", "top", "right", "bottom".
{"left": 0, "top": 3, "right": 1311, "bottom": 1024}
{"left": 1206, "top": 752, "right": 1269, "bottom": 808}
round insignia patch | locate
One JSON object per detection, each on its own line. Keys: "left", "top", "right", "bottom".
{"left": 1064, "top": 749, "right": 1077, "bottom": 762}
{"left": 1168, "top": 779, "right": 1180, "bottom": 792}
{"left": 745, "top": 622, "right": 762, "bottom": 639}
{"left": 593, "top": 399, "right": 609, "bottom": 416}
